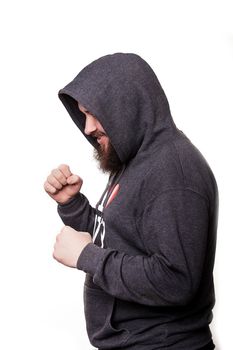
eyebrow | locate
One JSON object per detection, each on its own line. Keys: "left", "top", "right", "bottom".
{"left": 80, "top": 106, "right": 91, "bottom": 114}
{"left": 78, "top": 102, "right": 89, "bottom": 114}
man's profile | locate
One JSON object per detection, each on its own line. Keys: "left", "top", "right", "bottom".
{"left": 44, "top": 52, "right": 218, "bottom": 350}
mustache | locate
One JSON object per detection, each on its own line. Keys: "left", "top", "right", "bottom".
{"left": 91, "top": 131, "right": 106, "bottom": 138}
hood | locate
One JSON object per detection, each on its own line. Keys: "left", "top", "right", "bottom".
{"left": 58, "top": 52, "right": 177, "bottom": 164}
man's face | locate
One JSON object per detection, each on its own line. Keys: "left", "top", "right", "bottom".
{"left": 78, "top": 102, "right": 123, "bottom": 174}
{"left": 78, "top": 103, "right": 109, "bottom": 150}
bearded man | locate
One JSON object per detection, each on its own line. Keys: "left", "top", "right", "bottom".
{"left": 44, "top": 53, "right": 218, "bottom": 350}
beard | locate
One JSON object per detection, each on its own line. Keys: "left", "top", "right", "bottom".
{"left": 93, "top": 140, "right": 123, "bottom": 175}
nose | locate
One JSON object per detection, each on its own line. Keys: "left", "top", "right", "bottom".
{"left": 84, "top": 115, "right": 97, "bottom": 135}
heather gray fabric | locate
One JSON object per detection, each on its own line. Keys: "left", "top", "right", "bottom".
{"left": 57, "top": 53, "right": 218, "bottom": 350}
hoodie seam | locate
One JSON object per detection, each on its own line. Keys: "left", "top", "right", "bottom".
{"left": 171, "top": 139, "right": 186, "bottom": 185}
{"left": 137, "top": 187, "right": 209, "bottom": 222}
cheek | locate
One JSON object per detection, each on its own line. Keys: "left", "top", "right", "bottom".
{"left": 103, "top": 137, "right": 110, "bottom": 149}
{"left": 97, "top": 121, "right": 106, "bottom": 134}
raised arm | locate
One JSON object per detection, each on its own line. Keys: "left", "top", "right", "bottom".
{"left": 57, "top": 192, "right": 96, "bottom": 234}
{"left": 44, "top": 164, "right": 96, "bottom": 234}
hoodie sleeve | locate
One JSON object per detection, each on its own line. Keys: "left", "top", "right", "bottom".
{"left": 57, "top": 192, "right": 96, "bottom": 235}
{"left": 76, "top": 189, "right": 210, "bottom": 306}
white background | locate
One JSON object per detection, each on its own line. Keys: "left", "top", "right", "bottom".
{"left": 0, "top": 1, "right": 232, "bottom": 349}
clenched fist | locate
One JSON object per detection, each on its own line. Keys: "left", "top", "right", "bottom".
{"left": 53, "top": 226, "right": 92, "bottom": 268}
{"left": 44, "top": 164, "right": 83, "bottom": 205}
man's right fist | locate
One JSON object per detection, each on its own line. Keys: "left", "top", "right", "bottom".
{"left": 44, "top": 164, "right": 83, "bottom": 205}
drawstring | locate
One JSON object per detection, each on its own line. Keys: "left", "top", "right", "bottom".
{"left": 92, "top": 164, "right": 126, "bottom": 246}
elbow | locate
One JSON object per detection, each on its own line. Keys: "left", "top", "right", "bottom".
{"left": 164, "top": 279, "right": 196, "bottom": 306}
{"left": 139, "top": 284, "right": 195, "bottom": 307}
{"left": 170, "top": 290, "right": 194, "bottom": 306}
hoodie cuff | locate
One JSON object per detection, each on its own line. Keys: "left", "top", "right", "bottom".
{"left": 57, "top": 193, "right": 84, "bottom": 212}
{"left": 76, "top": 243, "right": 107, "bottom": 275}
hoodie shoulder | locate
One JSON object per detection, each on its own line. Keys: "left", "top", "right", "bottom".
{"left": 140, "top": 133, "right": 216, "bottom": 205}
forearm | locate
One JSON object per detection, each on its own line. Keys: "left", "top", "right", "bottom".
{"left": 76, "top": 243, "right": 193, "bottom": 306}
{"left": 76, "top": 189, "right": 209, "bottom": 306}
{"left": 57, "top": 192, "right": 96, "bottom": 234}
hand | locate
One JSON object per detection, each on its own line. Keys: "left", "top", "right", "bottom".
{"left": 44, "top": 164, "right": 83, "bottom": 204}
{"left": 53, "top": 226, "right": 92, "bottom": 268}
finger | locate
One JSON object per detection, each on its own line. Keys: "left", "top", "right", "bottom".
{"left": 52, "top": 168, "right": 67, "bottom": 186}
{"left": 53, "top": 250, "right": 57, "bottom": 259}
{"left": 67, "top": 174, "right": 81, "bottom": 185}
{"left": 61, "top": 226, "right": 68, "bottom": 233}
{"left": 58, "top": 164, "right": 72, "bottom": 178}
{"left": 44, "top": 181, "right": 57, "bottom": 194}
{"left": 47, "top": 174, "right": 63, "bottom": 190}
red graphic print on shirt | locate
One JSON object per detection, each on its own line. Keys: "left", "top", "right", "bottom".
{"left": 106, "top": 184, "right": 120, "bottom": 208}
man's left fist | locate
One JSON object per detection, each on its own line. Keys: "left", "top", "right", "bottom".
{"left": 53, "top": 226, "right": 92, "bottom": 268}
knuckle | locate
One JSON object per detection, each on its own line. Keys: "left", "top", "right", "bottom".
{"left": 61, "top": 226, "right": 66, "bottom": 233}
{"left": 52, "top": 168, "right": 62, "bottom": 180}
{"left": 47, "top": 174, "right": 53, "bottom": 182}
{"left": 49, "top": 176, "right": 62, "bottom": 189}
{"left": 44, "top": 182, "right": 51, "bottom": 192}
{"left": 58, "top": 173, "right": 65, "bottom": 183}
{"left": 58, "top": 164, "right": 69, "bottom": 171}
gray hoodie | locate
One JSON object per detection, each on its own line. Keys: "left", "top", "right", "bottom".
{"left": 57, "top": 53, "right": 218, "bottom": 350}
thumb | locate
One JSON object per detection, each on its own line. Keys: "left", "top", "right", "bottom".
{"left": 67, "top": 174, "right": 81, "bottom": 185}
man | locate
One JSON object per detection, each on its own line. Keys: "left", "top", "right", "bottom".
{"left": 44, "top": 53, "right": 218, "bottom": 350}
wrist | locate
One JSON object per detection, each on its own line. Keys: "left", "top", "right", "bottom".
{"left": 57, "top": 193, "right": 81, "bottom": 206}
{"left": 76, "top": 243, "right": 107, "bottom": 274}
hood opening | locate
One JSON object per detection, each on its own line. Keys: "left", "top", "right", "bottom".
{"left": 59, "top": 93, "right": 99, "bottom": 150}
{"left": 58, "top": 52, "right": 177, "bottom": 164}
